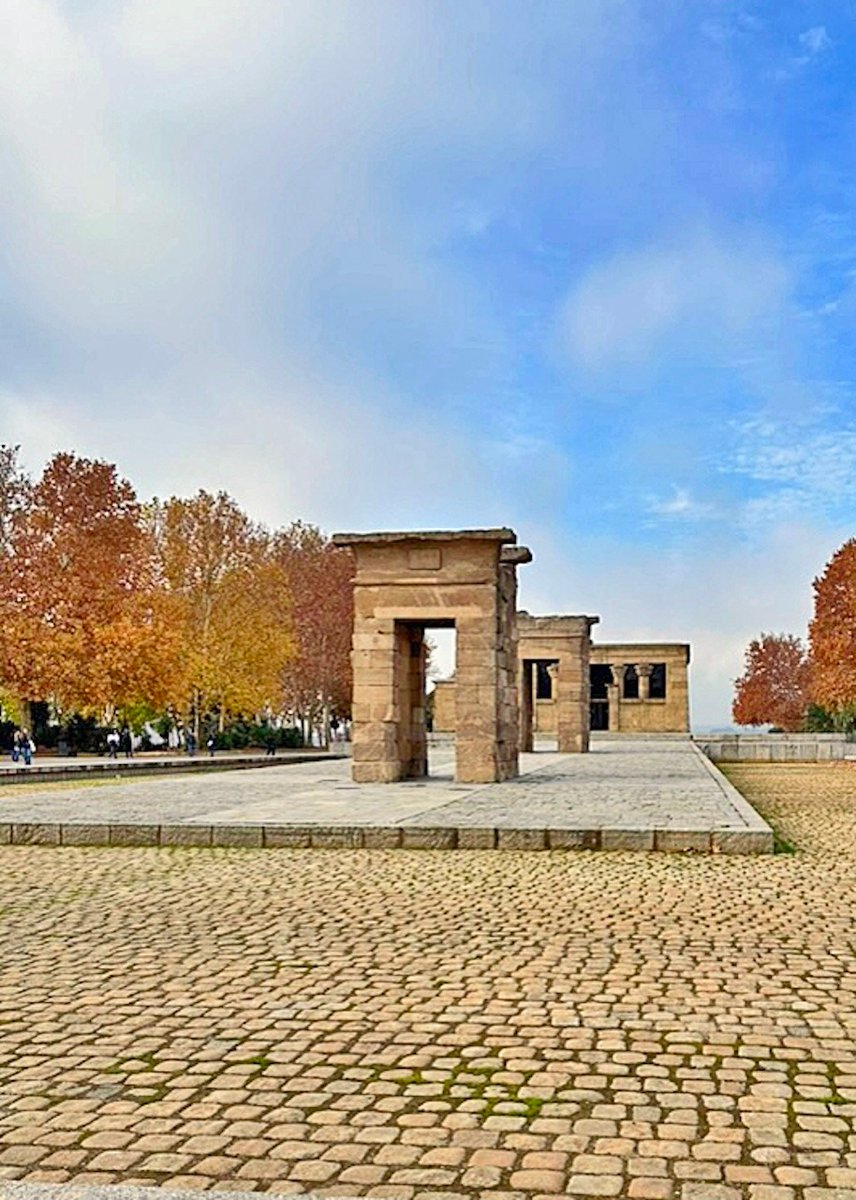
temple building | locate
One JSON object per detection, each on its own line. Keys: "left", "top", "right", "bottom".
{"left": 432, "top": 637, "right": 690, "bottom": 737}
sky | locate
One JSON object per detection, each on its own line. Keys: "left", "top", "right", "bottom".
{"left": 1, "top": 0, "right": 855, "bottom": 728}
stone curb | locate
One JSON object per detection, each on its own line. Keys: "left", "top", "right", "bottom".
{"left": 0, "top": 752, "right": 339, "bottom": 786}
{"left": 690, "top": 742, "right": 776, "bottom": 842}
{"left": 0, "top": 820, "right": 772, "bottom": 853}
{"left": 0, "top": 1186, "right": 335, "bottom": 1200}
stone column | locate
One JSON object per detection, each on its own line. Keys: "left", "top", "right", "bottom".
{"left": 608, "top": 663, "right": 624, "bottom": 734}
{"left": 636, "top": 663, "right": 652, "bottom": 702}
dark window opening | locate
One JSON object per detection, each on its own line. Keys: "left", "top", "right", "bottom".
{"left": 589, "top": 664, "right": 612, "bottom": 699}
{"left": 650, "top": 663, "right": 667, "bottom": 699}
{"left": 623, "top": 665, "right": 639, "bottom": 700}
{"left": 535, "top": 661, "right": 556, "bottom": 700}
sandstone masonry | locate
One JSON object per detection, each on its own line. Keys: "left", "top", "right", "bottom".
{"left": 332, "top": 529, "right": 531, "bottom": 784}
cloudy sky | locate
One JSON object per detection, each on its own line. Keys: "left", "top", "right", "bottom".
{"left": 2, "top": 0, "right": 854, "bottom": 727}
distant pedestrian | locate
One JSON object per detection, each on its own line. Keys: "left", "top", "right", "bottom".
{"left": 206, "top": 735, "right": 215, "bottom": 757}
{"left": 107, "top": 729, "right": 120, "bottom": 759}
{"left": 265, "top": 729, "right": 277, "bottom": 756}
{"left": 120, "top": 726, "right": 133, "bottom": 758}
{"left": 185, "top": 730, "right": 196, "bottom": 756}
{"left": 12, "top": 728, "right": 32, "bottom": 766}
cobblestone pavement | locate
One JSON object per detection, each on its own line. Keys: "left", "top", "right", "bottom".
{"left": 0, "top": 742, "right": 768, "bottom": 850}
{"left": 0, "top": 761, "right": 853, "bottom": 1200}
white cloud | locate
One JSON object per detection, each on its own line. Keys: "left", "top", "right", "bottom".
{"left": 646, "top": 487, "right": 718, "bottom": 521}
{"left": 726, "top": 412, "right": 856, "bottom": 520}
{"left": 558, "top": 227, "right": 788, "bottom": 372}
{"left": 799, "top": 26, "right": 831, "bottom": 56}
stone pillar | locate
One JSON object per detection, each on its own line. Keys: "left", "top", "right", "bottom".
{"left": 556, "top": 650, "right": 587, "bottom": 754}
{"left": 636, "top": 663, "right": 652, "bottom": 702}
{"left": 496, "top": 550, "right": 524, "bottom": 780}
{"left": 456, "top": 612, "right": 504, "bottom": 784}
{"left": 608, "top": 664, "right": 624, "bottom": 734}
{"left": 396, "top": 623, "right": 427, "bottom": 778}
{"left": 350, "top": 617, "right": 402, "bottom": 783}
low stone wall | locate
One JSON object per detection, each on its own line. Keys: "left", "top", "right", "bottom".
{"left": 695, "top": 733, "right": 856, "bottom": 762}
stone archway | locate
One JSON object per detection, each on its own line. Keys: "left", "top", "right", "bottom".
{"left": 332, "top": 529, "right": 532, "bottom": 784}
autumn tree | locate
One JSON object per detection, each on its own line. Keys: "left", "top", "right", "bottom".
{"left": 150, "top": 491, "right": 293, "bottom": 736}
{"left": 732, "top": 633, "right": 811, "bottom": 731}
{"left": 274, "top": 522, "right": 353, "bottom": 745}
{"left": 0, "top": 446, "right": 30, "bottom": 723}
{"left": 0, "top": 452, "right": 178, "bottom": 721}
{"left": 0, "top": 445, "right": 30, "bottom": 556}
{"left": 809, "top": 539, "right": 856, "bottom": 726}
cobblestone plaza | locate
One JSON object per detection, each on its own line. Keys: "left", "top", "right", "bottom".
{"left": 0, "top": 763, "right": 853, "bottom": 1198}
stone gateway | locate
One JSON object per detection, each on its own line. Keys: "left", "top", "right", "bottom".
{"left": 332, "top": 529, "right": 531, "bottom": 785}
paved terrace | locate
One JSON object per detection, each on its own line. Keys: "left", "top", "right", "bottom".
{"left": 0, "top": 739, "right": 771, "bottom": 854}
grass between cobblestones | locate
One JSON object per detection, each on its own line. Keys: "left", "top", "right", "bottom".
{"left": 0, "top": 762, "right": 854, "bottom": 1199}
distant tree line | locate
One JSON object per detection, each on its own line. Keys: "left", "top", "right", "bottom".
{"left": 732, "top": 540, "right": 856, "bottom": 732}
{"left": 0, "top": 446, "right": 353, "bottom": 748}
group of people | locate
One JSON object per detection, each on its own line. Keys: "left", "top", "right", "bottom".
{"left": 10, "top": 728, "right": 35, "bottom": 766}
{"left": 106, "top": 727, "right": 134, "bottom": 759}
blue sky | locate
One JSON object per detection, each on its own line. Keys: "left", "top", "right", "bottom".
{"left": 1, "top": 1, "right": 854, "bottom": 726}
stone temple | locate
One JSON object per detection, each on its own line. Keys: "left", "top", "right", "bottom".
{"left": 333, "top": 527, "right": 690, "bottom": 785}
{"left": 433, "top": 638, "right": 690, "bottom": 740}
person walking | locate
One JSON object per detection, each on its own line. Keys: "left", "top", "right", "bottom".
{"left": 12, "top": 728, "right": 32, "bottom": 765}
{"left": 119, "top": 726, "right": 133, "bottom": 758}
{"left": 107, "top": 729, "right": 120, "bottom": 759}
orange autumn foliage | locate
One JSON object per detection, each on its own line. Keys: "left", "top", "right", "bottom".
{"left": 274, "top": 522, "right": 353, "bottom": 733}
{"left": 809, "top": 539, "right": 856, "bottom": 716}
{"left": 732, "top": 633, "right": 810, "bottom": 731}
{"left": 0, "top": 452, "right": 180, "bottom": 715}
{"left": 150, "top": 491, "right": 294, "bottom": 728}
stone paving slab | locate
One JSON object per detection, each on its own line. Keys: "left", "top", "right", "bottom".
{"left": 0, "top": 740, "right": 772, "bottom": 854}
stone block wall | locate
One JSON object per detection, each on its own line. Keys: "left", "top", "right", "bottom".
{"left": 431, "top": 679, "right": 456, "bottom": 733}
{"left": 696, "top": 733, "right": 856, "bottom": 762}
